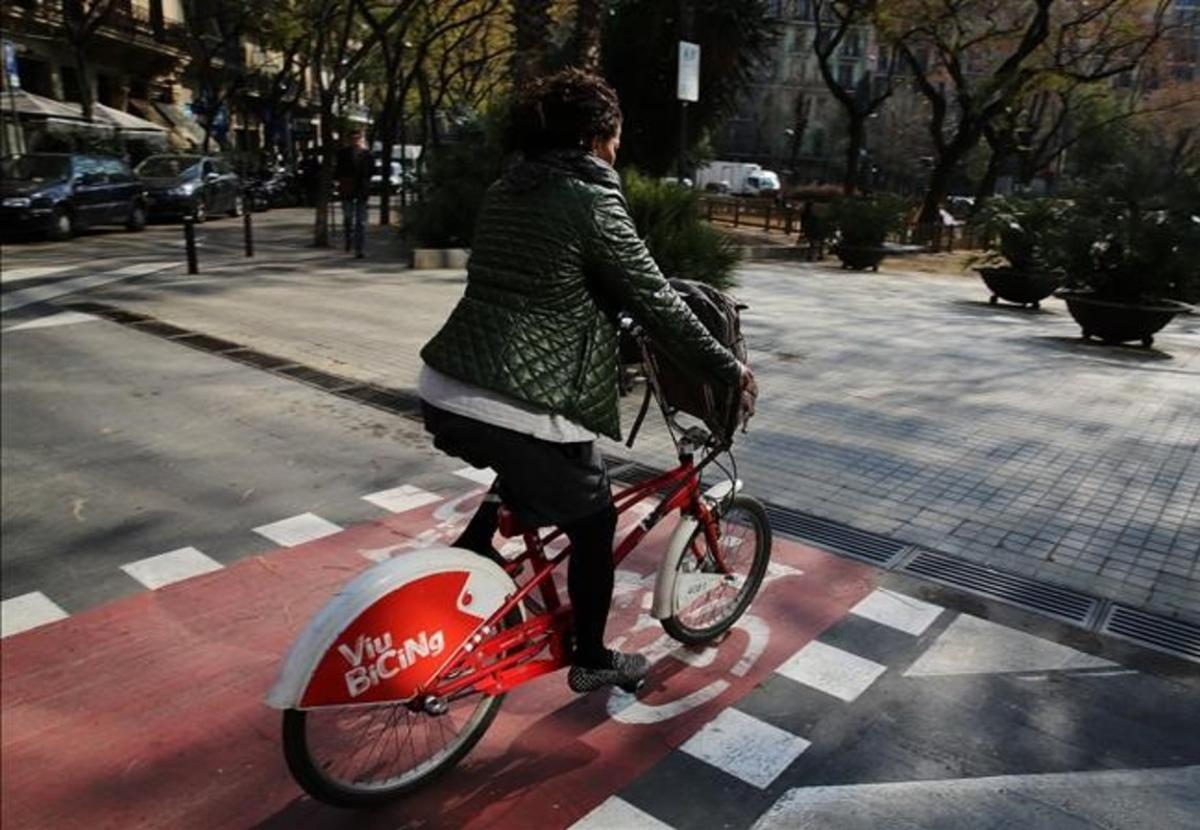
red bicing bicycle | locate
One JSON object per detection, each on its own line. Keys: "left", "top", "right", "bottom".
{"left": 266, "top": 322, "right": 772, "bottom": 807}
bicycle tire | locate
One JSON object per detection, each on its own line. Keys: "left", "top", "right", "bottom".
{"left": 281, "top": 609, "right": 520, "bottom": 807}
{"left": 662, "top": 494, "right": 772, "bottom": 646}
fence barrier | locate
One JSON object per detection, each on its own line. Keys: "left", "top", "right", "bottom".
{"left": 697, "top": 195, "right": 983, "bottom": 253}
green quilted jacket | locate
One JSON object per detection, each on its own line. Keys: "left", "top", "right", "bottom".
{"left": 420, "top": 150, "right": 742, "bottom": 441}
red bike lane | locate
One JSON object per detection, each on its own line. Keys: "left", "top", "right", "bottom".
{"left": 1, "top": 491, "right": 877, "bottom": 830}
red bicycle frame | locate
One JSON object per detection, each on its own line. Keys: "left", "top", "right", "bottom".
{"left": 421, "top": 445, "right": 732, "bottom": 702}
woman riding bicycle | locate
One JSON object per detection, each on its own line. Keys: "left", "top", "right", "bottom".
{"left": 419, "top": 69, "right": 756, "bottom": 694}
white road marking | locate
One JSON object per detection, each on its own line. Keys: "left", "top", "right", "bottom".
{"left": 679, "top": 708, "right": 811, "bottom": 789}
{"left": 0, "top": 265, "right": 72, "bottom": 284}
{"left": 453, "top": 466, "right": 496, "bottom": 486}
{"left": 776, "top": 640, "right": 887, "bottom": 702}
{"left": 1, "top": 592, "right": 69, "bottom": 638}
{"left": 608, "top": 679, "right": 730, "bottom": 725}
{"left": 0, "top": 261, "right": 178, "bottom": 313}
{"left": 849, "top": 588, "right": 943, "bottom": 636}
{"left": 2, "top": 311, "right": 100, "bottom": 332}
{"left": 904, "top": 613, "right": 1116, "bottom": 677}
{"left": 253, "top": 512, "right": 343, "bottom": 547}
{"left": 751, "top": 766, "right": 1200, "bottom": 830}
{"left": 569, "top": 796, "right": 675, "bottom": 830}
{"left": 120, "top": 546, "right": 223, "bottom": 590}
{"left": 362, "top": 484, "right": 442, "bottom": 513}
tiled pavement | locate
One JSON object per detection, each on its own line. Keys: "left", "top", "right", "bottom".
{"left": 80, "top": 256, "right": 1200, "bottom": 622}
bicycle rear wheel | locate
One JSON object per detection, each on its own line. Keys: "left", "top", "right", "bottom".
{"left": 282, "top": 607, "right": 522, "bottom": 807}
{"left": 662, "top": 494, "right": 772, "bottom": 646}
{"left": 283, "top": 688, "right": 502, "bottom": 807}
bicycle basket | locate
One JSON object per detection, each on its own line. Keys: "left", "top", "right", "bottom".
{"left": 643, "top": 279, "right": 748, "bottom": 445}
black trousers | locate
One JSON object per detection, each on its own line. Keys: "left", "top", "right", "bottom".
{"left": 422, "top": 403, "right": 617, "bottom": 667}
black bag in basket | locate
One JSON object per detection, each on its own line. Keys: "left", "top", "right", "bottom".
{"left": 642, "top": 278, "right": 748, "bottom": 444}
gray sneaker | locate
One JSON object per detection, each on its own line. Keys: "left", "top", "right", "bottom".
{"left": 568, "top": 651, "right": 650, "bottom": 694}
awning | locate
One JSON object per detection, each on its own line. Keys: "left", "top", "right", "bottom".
{"left": 2, "top": 90, "right": 167, "bottom": 138}
{"left": 149, "top": 100, "right": 206, "bottom": 149}
{"left": 0, "top": 89, "right": 83, "bottom": 121}
{"left": 95, "top": 103, "right": 168, "bottom": 135}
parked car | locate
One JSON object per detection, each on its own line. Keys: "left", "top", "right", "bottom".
{"left": 1, "top": 153, "right": 147, "bottom": 240}
{"left": 135, "top": 154, "right": 243, "bottom": 222}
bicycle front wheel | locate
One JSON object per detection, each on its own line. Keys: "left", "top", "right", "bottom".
{"left": 662, "top": 494, "right": 772, "bottom": 646}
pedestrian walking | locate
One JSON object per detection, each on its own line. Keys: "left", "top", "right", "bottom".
{"left": 335, "top": 130, "right": 372, "bottom": 258}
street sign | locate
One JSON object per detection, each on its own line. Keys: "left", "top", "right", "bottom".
{"left": 3, "top": 41, "right": 20, "bottom": 91}
{"left": 677, "top": 40, "right": 700, "bottom": 102}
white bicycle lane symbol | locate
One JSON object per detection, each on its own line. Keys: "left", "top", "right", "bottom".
{"left": 361, "top": 487, "right": 804, "bottom": 724}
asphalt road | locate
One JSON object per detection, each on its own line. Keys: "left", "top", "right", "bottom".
{"left": 0, "top": 308, "right": 453, "bottom": 614}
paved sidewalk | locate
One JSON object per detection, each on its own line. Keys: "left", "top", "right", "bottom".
{"left": 80, "top": 255, "right": 1200, "bottom": 624}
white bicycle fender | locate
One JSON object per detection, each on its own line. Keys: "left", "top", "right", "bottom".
{"left": 265, "top": 548, "right": 516, "bottom": 710}
{"left": 650, "top": 480, "right": 742, "bottom": 620}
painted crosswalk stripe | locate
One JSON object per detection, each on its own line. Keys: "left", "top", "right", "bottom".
{"left": 0, "top": 264, "right": 72, "bottom": 284}
{"left": 1, "top": 592, "right": 69, "bottom": 638}
{"left": 253, "top": 512, "right": 343, "bottom": 547}
{"left": 776, "top": 640, "right": 887, "bottom": 703}
{"left": 2, "top": 311, "right": 100, "bottom": 333}
{"left": 569, "top": 796, "right": 675, "bottom": 829}
{"left": 679, "top": 707, "right": 811, "bottom": 789}
{"left": 120, "top": 547, "right": 223, "bottom": 590}
{"left": 849, "top": 588, "right": 943, "bottom": 636}
{"left": 453, "top": 466, "right": 496, "bottom": 486}
{"left": 362, "top": 484, "right": 442, "bottom": 513}
{"left": 0, "top": 261, "right": 177, "bottom": 313}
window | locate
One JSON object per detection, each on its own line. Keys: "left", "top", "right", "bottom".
{"left": 838, "top": 64, "right": 855, "bottom": 88}
{"left": 794, "top": 0, "right": 813, "bottom": 20}
{"left": 75, "top": 157, "right": 106, "bottom": 182}
{"left": 843, "top": 31, "right": 862, "bottom": 58}
{"left": 100, "top": 158, "right": 131, "bottom": 181}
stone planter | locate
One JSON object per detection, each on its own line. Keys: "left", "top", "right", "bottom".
{"left": 834, "top": 243, "right": 887, "bottom": 271}
{"left": 412, "top": 248, "right": 470, "bottom": 269}
{"left": 1056, "top": 289, "right": 1194, "bottom": 348}
{"left": 977, "top": 266, "right": 1061, "bottom": 309}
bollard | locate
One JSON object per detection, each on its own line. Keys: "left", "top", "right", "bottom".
{"left": 243, "top": 195, "right": 254, "bottom": 257}
{"left": 764, "top": 203, "right": 773, "bottom": 231}
{"left": 183, "top": 216, "right": 199, "bottom": 274}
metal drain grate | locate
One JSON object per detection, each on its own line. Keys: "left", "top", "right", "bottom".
{"left": 902, "top": 549, "right": 1101, "bottom": 626}
{"left": 172, "top": 333, "right": 243, "bottom": 353}
{"left": 276, "top": 364, "right": 361, "bottom": 392}
{"left": 132, "top": 320, "right": 191, "bottom": 338}
{"left": 765, "top": 504, "right": 909, "bottom": 566}
{"left": 224, "top": 350, "right": 297, "bottom": 370}
{"left": 604, "top": 457, "right": 668, "bottom": 487}
{"left": 339, "top": 385, "right": 422, "bottom": 415}
{"left": 1100, "top": 605, "right": 1200, "bottom": 664}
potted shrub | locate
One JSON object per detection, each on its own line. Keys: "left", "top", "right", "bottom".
{"left": 830, "top": 194, "right": 905, "bottom": 270}
{"left": 1052, "top": 197, "right": 1196, "bottom": 348}
{"left": 969, "top": 197, "right": 1067, "bottom": 309}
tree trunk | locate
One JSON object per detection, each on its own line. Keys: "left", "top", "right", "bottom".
{"left": 74, "top": 47, "right": 95, "bottom": 123}
{"left": 377, "top": 83, "right": 398, "bottom": 226}
{"left": 313, "top": 95, "right": 336, "bottom": 248}
{"left": 575, "top": 0, "right": 605, "bottom": 73}
{"left": 917, "top": 160, "right": 956, "bottom": 228}
{"left": 510, "top": 0, "right": 550, "bottom": 86}
{"left": 843, "top": 114, "right": 865, "bottom": 195}
{"left": 973, "top": 146, "right": 1006, "bottom": 212}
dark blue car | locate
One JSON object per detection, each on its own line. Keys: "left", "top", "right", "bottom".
{"left": 135, "top": 154, "right": 244, "bottom": 222}
{"left": 1, "top": 153, "right": 148, "bottom": 240}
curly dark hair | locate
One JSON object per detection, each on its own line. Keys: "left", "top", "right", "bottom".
{"left": 507, "top": 68, "right": 622, "bottom": 158}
